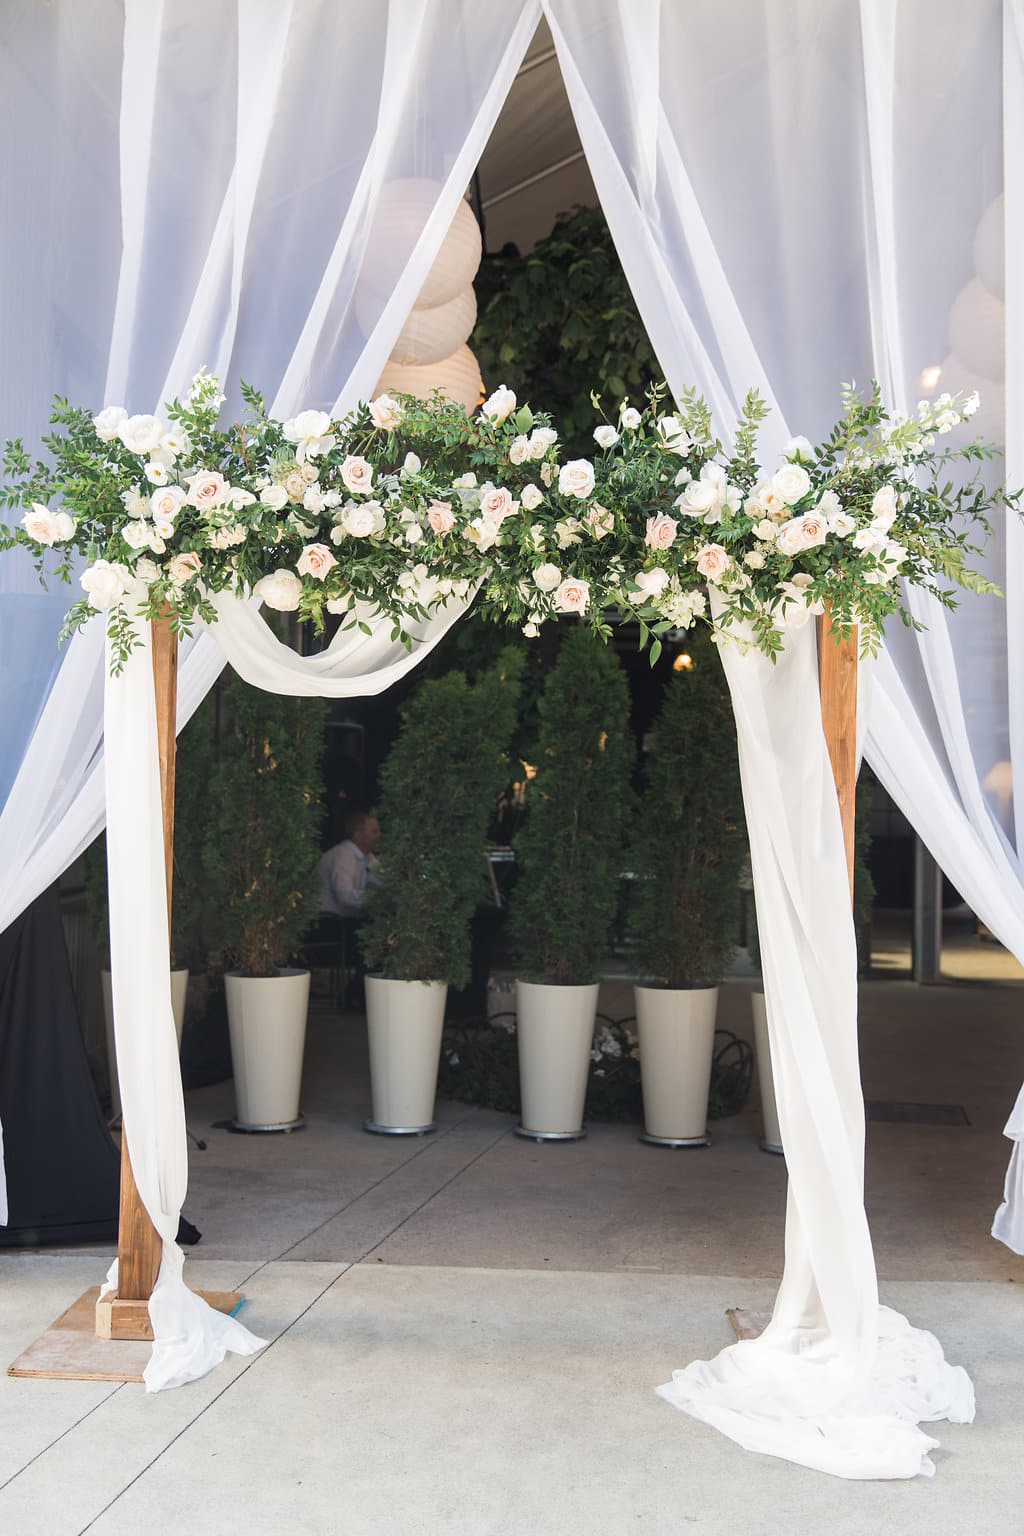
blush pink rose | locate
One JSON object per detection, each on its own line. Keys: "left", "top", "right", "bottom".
{"left": 186, "top": 470, "right": 228, "bottom": 510}
{"left": 296, "top": 543, "right": 338, "bottom": 580}
{"left": 427, "top": 501, "right": 456, "bottom": 535}
{"left": 478, "top": 484, "right": 516, "bottom": 523}
{"left": 644, "top": 513, "right": 678, "bottom": 550}
{"left": 151, "top": 485, "right": 187, "bottom": 522}
{"left": 167, "top": 551, "right": 202, "bottom": 584}
{"left": 775, "top": 514, "right": 828, "bottom": 558}
{"left": 695, "top": 544, "right": 731, "bottom": 580}
{"left": 553, "top": 576, "right": 590, "bottom": 614}
{"left": 340, "top": 456, "right": 374, "bottom": 495}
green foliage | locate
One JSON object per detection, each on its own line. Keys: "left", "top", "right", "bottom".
{"left": 360, "top": 651, "right": 523, "bottom": 984}
{"left": 205, "top": 676, "right": 326, "bottom": 978}
{"left": 628, "top": 636, "right": 745, "bottom": 987}
{"left": 507, "top": 626, "right": 634, "bottom": 984}
{"left": 472, "top": 205, "right": 664, "bottom": 454}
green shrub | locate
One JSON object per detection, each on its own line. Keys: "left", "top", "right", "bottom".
{"left": 360, "top": 651, "right": 523, "bottom": 985}
{"left": 507, "top": 625, "right": 633, "bottom": 984}
{"left": 205, "top": 676, "right": 326, "bottom": 978}
{"left": 628, "top": 634, "right": 745, "bottom": 988}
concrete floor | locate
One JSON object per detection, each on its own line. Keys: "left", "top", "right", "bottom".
{"left": 2, "top": 975, "right": 1023, "bottom": 1534}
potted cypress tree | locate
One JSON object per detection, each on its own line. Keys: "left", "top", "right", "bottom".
{"left": 506, "top": 625, "right": 633, "bottom": 1140}
{"left": 628, "top": 633, "right": 745, "bottom": 1146}
{"left": 206, "top": 676, "right": 326, "bottom": 1131}
{"left": 359, "top": 653, "right": 522, "bottom": 1134}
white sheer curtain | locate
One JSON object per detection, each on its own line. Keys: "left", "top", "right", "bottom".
{"left": 545, "top": 0, "right": 1020, "bottom": 1476}
{"left": 0, "top": 0, "right": 542, "bottom": 1385}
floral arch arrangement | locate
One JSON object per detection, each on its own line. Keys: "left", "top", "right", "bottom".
{"left": 0, "top": 369, "right": 1009, "bottom": 671}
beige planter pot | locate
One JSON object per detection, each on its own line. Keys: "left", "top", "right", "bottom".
{"left": 634, "top": 984, "right": 717, "bottom": 1147}
{"left": 751, "top": 991, "right": 784, "bottom": 1154}
{"left": 515, "top": 980, "right": 598, "bottom": 1141}
{"left": 225, "top": 969, "right": 310, "bottom": 1131}
{"left": 102, "top": 967, "right": 188, "bottom": 1122}
{"left": 364, "top": 976, "right": 447, "bottom": 1135}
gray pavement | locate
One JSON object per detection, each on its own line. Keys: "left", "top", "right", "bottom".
{"left": 2, "top": 976, "right": 1023, "bottom": 1534}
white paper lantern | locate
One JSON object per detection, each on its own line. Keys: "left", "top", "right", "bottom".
{"left": 390, "top": 286, "right": 477, "bottom": 367}
{"left": 361, "top": 179, "right": 481, "bottom": 310}
{"left": 973, "top": 195, "right": 1004, "bottom": 300}
{"left": 947, "top": 277, "right": 1005, "bottom": 382}
{"left": 376, "top": 344, "right": 484, "bottom": 415}
{"left": 935, "top": 352, "right": 1005, "bottom": 443}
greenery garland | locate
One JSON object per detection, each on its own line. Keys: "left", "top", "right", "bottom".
{"left": 0, "top": 370, "right": 1012, "bottom": 675}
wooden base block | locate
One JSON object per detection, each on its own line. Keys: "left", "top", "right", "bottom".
{"left": 726, "top": 1307, "right": 771, "bottom": 1342}
{"left": 8, "top": 1287, "right": 246, "bottom": 1382}
{"left": 95, "top": 1288, "right": 245, "bottom": 1342}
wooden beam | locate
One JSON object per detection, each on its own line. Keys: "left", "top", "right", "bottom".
{"left": 108, "top": 614, "right": 178, "bottom": 1317}
{"left": 817, "top": 604, "right": 859, "bottom": 907}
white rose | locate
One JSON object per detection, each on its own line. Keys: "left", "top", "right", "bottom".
{"left": 262, "top": 484, "right": 289, "bottom": 511}
{"left": 135, "top": 557, "right": 160, "bottom": 582}
{"left": 676, "top": 479, "right": 718, "bottom": 517}
{"left": 52, "top": 510, "right": 76, "bottom": 541}
{"left": 771, "top": 462, "right": 812, "bottom": 506}
{"left": 522, "top": 621, "right": 540, "bottom": 638}
{"left": 117, "top": 414, "right": 165, "bottom": 455}
{"left": 784, "top": 435, "right": 815, "bottom": 463}
{"left": 552, "top": 577, "right": 590, "bottom": 615}
{"left": 540, "top": 461, "right": 557, "bottom": 487}
{"left": 464, "top": 517, "right": 501, "bottom": 552}
{"left": 405, "top": 522, "right": 423, "bottom": 544}
{"left": 479, "top": 484, "right": 517, "bottom": 523}
{"left": 81, "top": 559, "right": 128, "bottom": 611}
{"left": 533, "top": 563, "right": 562, "bottom": 592}
{"left": 829, "top": 512, "right": 857, "bottom": 538}
{"left": 634, "top": 567, "right": 670, "bottom": 598}
{"left": 122, "top": 520, "right": 152, "bottom": 550}
{"left": 593, "top": 425, "right": 619, "bottom": 449}
{"left": 584, "top": 503, "right": 614, "bottom": 539}
{"left": 521, "top": 484, "right": 543, "bottom": 511}
{"left": 21, "top": 504, "right": 69, "bottom": 546}
{"left": 744, "top": 550, "right": 766, "bottom": 569}
{"left": 368, "top": 393, "right": 405, "bottom": 431}
{"left": 816, "top": 489, "right": 841, "bottom": 519}
{"left": 657, "top": 415, "right": 691, "bottom": 454}
{"left": 555, "top": 518, "right": 582, "bottom": 549}
{"left": 453, "top": 471, "right": 477, "bottom": 489}
{"left": 402, "top": 452, "right": 421, "bottom": 476}
{"left": 480, "top": 385, "right": 517, "bottom": 425}
{"left": 871, "top": 484, "right": 898, "bottom": 530}
{"left": 695, "top": 543, "right": 731, "bottom": 580}
{"left": 645, "top": 513, "right": 678, "bottom": 550}
{"left": 254, "top": 568, "right": 303, "bottom": 611}
{"left": 302, "top": 485, "right": 327, "bottom": 514}
{"left": 509, "top": 436, "right": 530, "bottom": 465}
{"left": 754, "top": 518, "right": 778, "bottom": 542}
{"left": 853, "top": 526, "right": 886, "bottom": 553}
{"left": 557, "top": 459, "right": 596, "bottom": 499}
{"left": 151, "top": 485, "right": 186, "bottom": 523}
{"left": 528, "top": 427, "right": 558, "bottom": 459}
{"left": 283, "top": 408, "right": 336, "bottom": 462}
{"left": 620, "top": 406, "right": 642, "bottom": 431}
{"left": 341, "top": 503, "right": 376, "bottom": 537}
{"left": 326, "top": 596, "right": 350, "bottom": 615}
{"left": 92, "top": 406, "right": 128, "bottom": 442}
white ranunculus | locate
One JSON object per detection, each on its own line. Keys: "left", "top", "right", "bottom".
{"left": 521, "top": 484, "right": 543, "bottom": 511}
{"left": 254, "top": 568, "right": 303, "bottom": 611}
{"left": 533, "top": 562, "right": 562, "bottom": 592}
{"left": 480, "top": 385, "right": 517, "bottom": 425}
{"left": 784, "top": 435, "right": 815, "bottom": 463}
{"left": 634, "top": 567, "right": 670, "bottom": 598}
{"left": 557, "top": 459, "right": 596, "bottom": 499}
{"left": 81, "top": 559, "right": 129, "bottom": 610}
{"left": 593, "top": 425, "right": 619, "bottom": 449}
{"left": 92, "top": 406, "right": 128, "bottom": 442}
{"left": 118, "top": 414, "right": 165, "bottom": 456}
{"left": 771, "top": 462, "right": 812, "bottom": 506}
{"left": 620, "top": 406, "right": 642, "bottom": 431}
{"left": 261, "top": 484, "right": 289, "bottom": 511}
{"left": 369, "top": 393, "right": 405, "bottom": 431}
{"left": 284, "top": 409, "right": 336, "bottom": 462}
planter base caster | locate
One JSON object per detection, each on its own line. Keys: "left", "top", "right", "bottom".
{"left": 759, "top": 1138, "right": 784, "bottom": 1155}
{"left": 639, "top": 1131, "right": 709, "bottom": 1148}
{"left": 515, "top": 1126, "right": 587, "bottom": 1142}
{"left": 363, "top": 1119, "right": 436, "bottom": 1137}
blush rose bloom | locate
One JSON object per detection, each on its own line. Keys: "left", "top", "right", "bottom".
{"left": 479, "top": 484, "right": 516, "bottom": 523}
{"left": 771, "top": 462, "right": 812, "bottom": 506}
{"left": 775, "top": 514, "right": 828, "bottom": 557}
{"left": 533, "top": 562, "right": 562, "bottom": 592}
{"left": 168, "top": 551, "right": 203, "bottom": 585}
{"left": 427, "top": 501, "right": 456, "bottom": 535}
{"left": 552, "top": 576, "right": 590, "bottom": 615}
{"left": 186, "top": 470, "right": 229, "bottom": 510}
{"left": 340, "top": 455, "right": 374, "bottom": 495}
{"left": 254, "top": 569, "right": 303, "bottom": 611}
{"left": 151, "top": 485, "right": 187, "bottom": 523}
{"left": 695, "top": 544, "right": 731, "bottom": 580}
{"left": 369, "top": 393, "right": 405, "bottom": 431}
{"left": 81, "top": 560, "right": 129, "bottom": 611}
{"left": 584, "top": 503, "right": 614, "bottom": 539}
{"left": 644, "top": 513, "right": 678, "bottom": 550}
{"left": 118, "top": 414, "right": 165, "bottom": 455}
{"left": 296, "top": 543, "right": 338, "bottom": 580}
{"left": 480, "top": 385, "right": 517, "bottom": 425}
{"left": 634, "top": 567, "right": 670, "bottom": 598}
{"left": 22, "top": 504, "right": 75, "bottom": 545}
{"left": 557, "top": 459, "right": 596, "bottom": 499}
{"left": 92, "top": 406, "right": 128, "bottom": 442}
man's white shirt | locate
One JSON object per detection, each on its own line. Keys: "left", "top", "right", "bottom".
{"left": 318, "top": 840, "right": 378, "bottom": 917}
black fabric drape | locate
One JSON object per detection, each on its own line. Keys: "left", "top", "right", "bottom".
{"left": 0, "top": 885, "right": 119, "bottom": 1246}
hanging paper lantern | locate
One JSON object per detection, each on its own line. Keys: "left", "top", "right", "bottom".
{"left": 390, "top": 286, "right": 477, "bottom": 367}
{"left": 936, "top": 352, "right": 1005, "bottom": 443}
{"left": 361, "top": 180, "right": 482, "bottom": 311}
{"left": 947, "top": 278, "right": 1005, "bottom": 382}
{"left": 376, "top": 344, "right": 484, "bottom": 415}
{"left": 973, "top": 195, "right": 1004, "bottom": 300}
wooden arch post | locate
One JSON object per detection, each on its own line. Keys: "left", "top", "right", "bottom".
{"left": 817, "top": 605, "right": 858, "bottom": 904}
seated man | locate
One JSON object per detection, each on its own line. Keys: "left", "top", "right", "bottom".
{"left": 315, "top": 812, "right": 381, "bottom": 1006}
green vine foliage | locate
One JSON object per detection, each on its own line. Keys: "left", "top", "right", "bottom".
{"left": 360, "top": 651, "right": 523, "bottom": 985}
{"left": 204, "top": 676, "right": 326, "bottom": 978}
{"left": 627, "top": 634, "right": 745, "bottom": 988}
{"left": 507, "top": 625, "right": 634, "bottom": 984}
{"left": 473, "top": 205, "right": 663, "bottom": 455}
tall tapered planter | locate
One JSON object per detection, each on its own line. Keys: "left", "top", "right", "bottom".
{"left": 225, "top": 969, "right": 310, "bottom": 1132}
{"left": 751, "top": 991, "right": 783, "bottom": 1154}
{"left": 635, "top": 984, "right": 717, "bottom": 1147}
{"left": 515, "top": 980, "right": 598, "bottom": 1141}
{"left": 364, "top": 976, "right": 447, "bottom": 1135}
